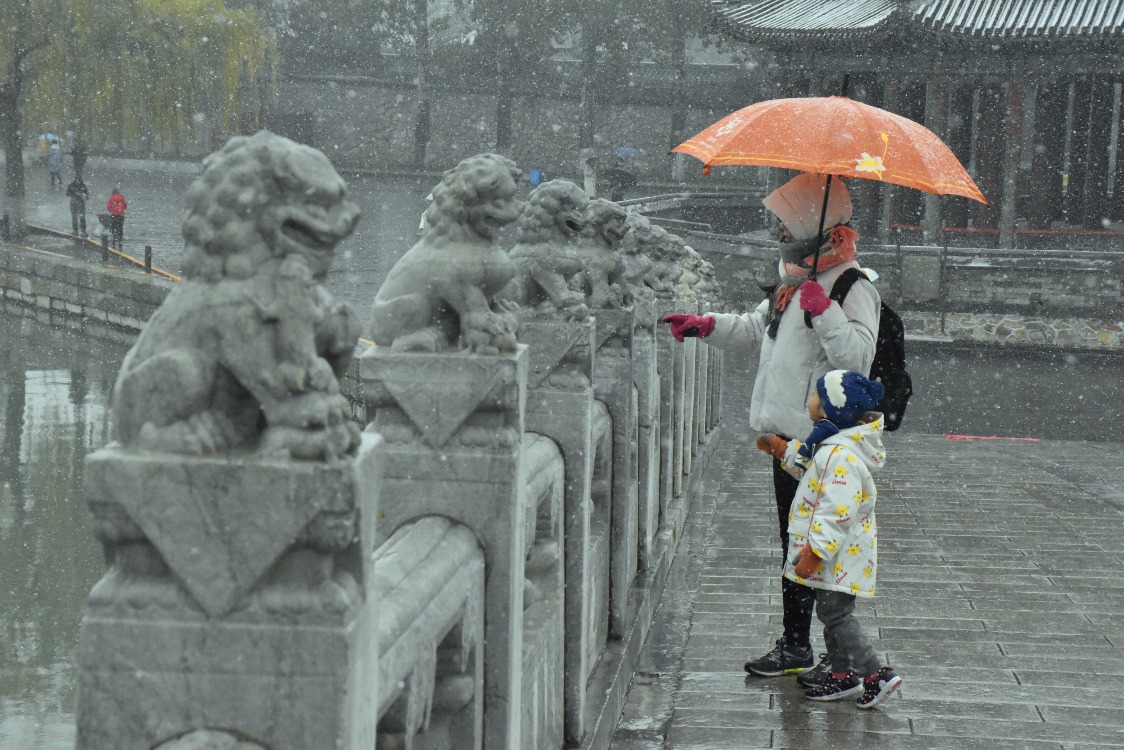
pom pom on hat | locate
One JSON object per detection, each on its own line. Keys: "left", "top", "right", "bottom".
{"left": 816, "top": 370, "right": 884, "bottom": 428}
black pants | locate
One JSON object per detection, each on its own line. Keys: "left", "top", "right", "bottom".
{"left": 109, "top": 215, "right": 124, "bottom": 248}
{"left": 71, "top": 206, "right": 86, "bottom": 236}
{"left": 773, "top": 453, "right": 816, "bottom": 648}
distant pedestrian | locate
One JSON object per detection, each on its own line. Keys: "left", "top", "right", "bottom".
{"left": 759, "top": 370, "right": 902, "bottom": 709}
{"left": 67, "top": 177, "right": 89, "bottom": 237}
{"left": 48, "top": 142, "right": 64, "bottom": 188}
{"left": 106, "top": 188, "right": 127, "bottom": 249}
{"left": 70, "top": 141, "right": 88, "bottom": 181}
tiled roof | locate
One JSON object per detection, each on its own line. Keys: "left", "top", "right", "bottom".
{"left": 915, "top": 0, "right": 1124, "bottom": 38}
{"left": 715, "top": 0, "right": 1124, "bottom": 41}
{"left": 712, "top": 0, "right": 901, "bottom": 39}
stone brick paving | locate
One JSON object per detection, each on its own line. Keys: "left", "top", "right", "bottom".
{"left": 613, "top": 350, "right": 1124, "bottom": 749}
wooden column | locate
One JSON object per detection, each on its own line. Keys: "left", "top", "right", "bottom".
{"left": 974, "top": 83, "right": 1005, "bottom": 232}
{"left": 1063, "top": 77, "right": 1093, "bottom": 223}
{"left": 1112, "top": 81, "right": 1124, "bottom": 223}
{"left": 1029, "top": 81, "right": 1068, "bottom": 229}
{"left": 944, "top": 82, "right": 975, "bottom": 230}
{"left": 879, "top": 76, "right": 902, "bottom": 243}
{"left": 1082, "top": 76, "right": 1117, "bottom": 228}
{"left": 923, "top": 76, "right": 950, "bottom": 245}
{"left": 853, "top": 72, "right": 883, "bottom": 236}
{"left": 998, "top": 70, "right": 1026, "bottom": 248}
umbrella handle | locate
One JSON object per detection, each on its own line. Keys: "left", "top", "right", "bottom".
{"left": 810, "top": 173, "right": 833, "bottom": 279}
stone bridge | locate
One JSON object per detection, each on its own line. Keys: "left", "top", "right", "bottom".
{"left": 65, "top": 137, "right": 727, "bottom": 750}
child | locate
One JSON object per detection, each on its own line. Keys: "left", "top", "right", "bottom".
{"left": 756, "top": 369, "right": 902, "bottom": 708}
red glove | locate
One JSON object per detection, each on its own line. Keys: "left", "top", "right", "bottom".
{"left": 660, "top": 314, "right": 715, "bottom": 343}
{"left": 798, "top": 280, "right": 830, "bottom": 317}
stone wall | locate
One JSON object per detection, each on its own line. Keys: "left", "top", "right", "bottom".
{"left": 0, "top": 244, "right": 171, "bottom": 333}
{"left": 272, "top": 77, "right": 756, "bottom": 181}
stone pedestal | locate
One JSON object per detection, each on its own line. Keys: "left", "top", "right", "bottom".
{"left": 75, "top": 436, "right": 384, "bottom": 750}
{"left": 631, "top": 298, "right": 661, "bottom": 571}
{"left": 664, "top": 301, "right": 697, "bottom": 499}
{"left": 657, "top": 327, "right": 678, "bottom": 516}
{"left": 591, "top": 309, "right": 637, "bottom": 638}
{"left": 360, "top": 346, "right": 528, "bottom": 750}
{"left": 518, "top": 317, "right": 597, "bottom": 744}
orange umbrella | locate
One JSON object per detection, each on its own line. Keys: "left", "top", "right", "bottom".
{"left": 673, "top": 95, "right": 987, "bottom": 205}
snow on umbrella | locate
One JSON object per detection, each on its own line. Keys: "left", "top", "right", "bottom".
{"left": 672, "top": 95, "right": 986, "bottom": 205}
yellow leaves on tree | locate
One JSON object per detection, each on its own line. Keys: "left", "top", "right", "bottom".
{"left": 18, "top": 0, "right": 274, "bottom": 149}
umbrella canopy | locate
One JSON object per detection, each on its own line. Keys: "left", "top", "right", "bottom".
{"left": 673, "top": 96, "right": 987, "bottom": 205}
{"left": 613, "top": 146, "right": 641, "bottom": 158}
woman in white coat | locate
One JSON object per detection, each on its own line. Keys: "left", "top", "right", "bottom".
{"left": 662, "top": 172, "right": 880, "bottom": 683}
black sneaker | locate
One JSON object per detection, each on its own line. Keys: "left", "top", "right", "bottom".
{"left": 796, "top": 652, "right": 832, "bottom": 688}
{"left": 856, "top": 666, "right": 903, "bottom": 709}
{"left": 804, "top": 671, "right": 863, "bottom": 701}
{"left": 744, "top": 638, "right": 813, "bottom": 677}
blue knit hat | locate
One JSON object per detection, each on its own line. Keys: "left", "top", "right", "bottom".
{"left": 816, "top": 370, "right": 885, "bottom": 428}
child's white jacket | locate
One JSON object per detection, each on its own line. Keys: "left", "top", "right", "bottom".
{"left": 782, "top": 415, "right": 886, "bottom": 598}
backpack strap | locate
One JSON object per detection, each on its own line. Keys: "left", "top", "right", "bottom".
{"left": 803, "top": 267, "right": 870, "bottom": 329}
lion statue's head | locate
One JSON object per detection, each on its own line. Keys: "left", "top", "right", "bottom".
{"left": 423, "top": 153, "right": 522, "bottom": 245}
{"left": 181, "top": 130, "right": 360, "bottom": 282}
{"left": 582, "top": 198, "right": 631, "bottom": 248}
{"left": 512, "top": 180, "right": 589, "bottom": 245}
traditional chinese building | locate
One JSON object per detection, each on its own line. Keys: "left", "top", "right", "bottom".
{"left": 712, "top": 0, "right": 1124, "bottom": 248}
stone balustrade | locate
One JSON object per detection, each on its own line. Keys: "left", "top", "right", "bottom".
{"left": 70, "top": 142, "right": 725, "bottom": 750}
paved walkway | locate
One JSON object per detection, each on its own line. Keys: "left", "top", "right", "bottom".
{"left": 613, "top": 349, "right": 1124, "bottom": 749}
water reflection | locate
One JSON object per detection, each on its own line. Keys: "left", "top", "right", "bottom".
{"left": 0, "top": 309, "right": 128, "bottom": 749}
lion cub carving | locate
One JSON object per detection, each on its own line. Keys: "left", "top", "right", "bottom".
{"left": 112, "top": 131, "right": 362, "bottom": 460}
{"left": 369, "top": 153, "right": 522, "bottom": 354}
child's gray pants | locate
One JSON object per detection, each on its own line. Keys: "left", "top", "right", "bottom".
{"left": 815, "top": 589, "right": 881, "bottom": 677}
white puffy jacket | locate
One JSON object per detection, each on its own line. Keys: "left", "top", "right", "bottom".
{"left": 704, "top": 261, "right": 880, "bottom": 440}
{"left": 782, "top": 416, "right": 886, "bottom": 598}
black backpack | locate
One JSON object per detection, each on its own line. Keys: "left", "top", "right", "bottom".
{"left": 806, "top": 268, "right": 912, "bottom": 431}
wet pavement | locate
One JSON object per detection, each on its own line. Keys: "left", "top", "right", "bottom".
{"left": 612, "top": 348, "right": 1124, "bottom": 749}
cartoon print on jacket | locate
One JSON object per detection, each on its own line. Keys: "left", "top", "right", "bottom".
{"left": 782, "top": 416, "right": 885, "bottom": 597}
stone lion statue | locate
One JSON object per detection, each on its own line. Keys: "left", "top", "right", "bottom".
{"left": 502, "top": 179, "right": 592, "bottom": 317}
{"left": 369, "top": 153, "right": 522, "bottom": 354}
{"left": 112, "top": 130, "right": 362, "bottom": 460}
{"left": 570, "top": 198, "right": 631, "bottom": 309}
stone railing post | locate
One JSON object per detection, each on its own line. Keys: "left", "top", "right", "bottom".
{"left": 591, "top": 308, "right": 637, "bottom": 637}
{"left": 656, "top": 310, "right": 680, "bottom": 514}
{"left": 631, "top": 296, "right": 661, "bottom": 571}
{"left": 360, "top": 346, "right": 528, "bottom": 750}
{"left": 665, "top": 300, "right": 699, "bottom": 497}
{"left": 517, "top": 315, "right": 597, "bottom": 744}
{"left": 74, "top": 131, "right": 381, "bottom": 750}
{"left": 76, "top": 437, "right": 385, "bottom": 750}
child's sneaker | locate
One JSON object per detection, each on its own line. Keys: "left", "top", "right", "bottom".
{"left": 856, "top": 666, "right": 903, "bottom": 709}
{"left": 744, "top": 637, "right": 813, "bottom": 677}
{"left": 804, "top": 671, "right": 863, "bottom": 701}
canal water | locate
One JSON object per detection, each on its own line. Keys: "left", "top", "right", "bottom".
{"left": 0, "top": 312, "right": 125, "bottom": 749}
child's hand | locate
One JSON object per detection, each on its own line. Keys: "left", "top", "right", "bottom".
{"left": 755, "top": 432, "right": 788, "bottom": 459}
{"left": 794, "top": 546, "right": 822, "bottom": 579}
{"left": 779, "top": 438, "right": 810, "bottom": 479}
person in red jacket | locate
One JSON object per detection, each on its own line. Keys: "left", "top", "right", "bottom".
{"left": 106, "top": 188, "right": 127, "bottom": 249}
